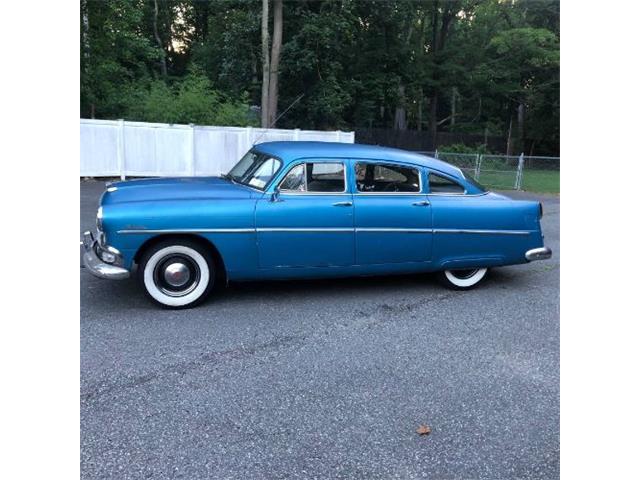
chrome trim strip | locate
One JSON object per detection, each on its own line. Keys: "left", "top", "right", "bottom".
{"left": 117, "top": 226, "right": 530, "bottom": 236}
{"left": 427, "top": 192, "right": 490, "bottom": 197}
{"left": 433, "top": 228, "right": 531, "bottom": 236}
{"left": 280, "top": 192, "right": 352, "bottom": 196}
{"left": 118, "top": 228, "right": 255, "bottom": 234}
{"left": 257, "top": 227, "right": 353, "bottom": 232}
{"left": 355, "top": 228, "right": 433, "bottom": 233}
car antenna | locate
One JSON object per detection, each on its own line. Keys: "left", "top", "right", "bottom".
{"left": 252, "top": 93, "right": 305, "bottom": 146}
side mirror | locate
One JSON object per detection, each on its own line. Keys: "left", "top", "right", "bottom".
{"left": 271, "top": 187, "right": 282, "bottom": 203}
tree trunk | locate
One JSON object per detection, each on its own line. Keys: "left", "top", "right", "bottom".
{"left": 506, "top": 116, "right": 514, "bottom": 156}
{"left": 267, "top": 0, "right": 283, "bottom": 127}
{"left": 394, "top": 84, "right": 407, "bottom": 130}
{"left": 153, "top": 0, "right": 167, "bottom": 77}
{"left": 517, "top": 102, "right": 525, "bottom": 153}
{"left": 429, "top": 94, "right": 438, "bottom": 148}
{"left": 450, "top": 87, "right": 457, "bottom": 127}
{"left": 81, "top": 0, "right": 90, "bottom": 62}
{"left": 417, "top": 88, "right": 423, "bottom": 131}
{"left": 261, "top": 0, "right": 270, "bottom": 128}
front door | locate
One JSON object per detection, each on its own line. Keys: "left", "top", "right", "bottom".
{"left": 353, "top": 161, "right": 432, "bottom": 264}
{"left": 255, "top": 160, "right": 355, "bottom": 268}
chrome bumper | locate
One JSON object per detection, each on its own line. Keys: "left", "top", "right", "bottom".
{"left": 525, "top": 247, "right": 553, "bottom": 262}
{"left": 81, "top": 231, "right": 130, "bottom": 280}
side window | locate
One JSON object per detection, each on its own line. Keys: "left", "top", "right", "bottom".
{"left": 279, "top": 162, "right": 345, "bottom": 193}
{"left": 428, "top": 173, "right": 465, "bottom": 194}
{"left": 279, "top": 164, "right": 305, "bottom": 191}
{"left": 356, "top": 163, "right": 420, "bottom": 193}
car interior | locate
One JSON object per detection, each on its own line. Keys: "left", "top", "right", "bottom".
{"left": 356, "top": 163, "right": 420, "bottom": 193}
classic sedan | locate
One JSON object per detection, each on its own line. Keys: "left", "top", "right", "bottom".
{"left": 82, "top": 141, "right": 552, "bottom": 308}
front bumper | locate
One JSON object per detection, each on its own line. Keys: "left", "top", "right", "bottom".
{"left": 82, "top": 231, "right": 130, "bottom": 280}
{"left": 525, "top": 247, "right": 553, "bottom": 262}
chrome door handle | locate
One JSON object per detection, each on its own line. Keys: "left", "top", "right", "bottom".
{"left": 332, "top": 201, "right": 353, "bottom": 207}
{"left": 412, "top": 200, "right": 430, "bottom": 206}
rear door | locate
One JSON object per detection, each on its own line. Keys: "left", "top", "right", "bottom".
{"left": 353, "top": 161, "right": 432, "bottom": 264}
{"left": 255, "top": 159, "right": 355, "bottom": 268}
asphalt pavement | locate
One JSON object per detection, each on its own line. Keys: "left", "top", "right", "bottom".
{"left": 80, "top": 179, "right": 560, "bottom": 479}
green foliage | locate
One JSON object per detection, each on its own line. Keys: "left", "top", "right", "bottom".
{"left": 124, "top": 73, "right": 257, "bottom": 126}
{"left": 80, "top": 0, "right": 560, "bottom": 155}
{"left": 440, "top": 143, "right": 493, "bottom": 155}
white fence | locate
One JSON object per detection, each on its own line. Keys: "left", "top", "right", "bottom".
{"left": 80, "top": 119, "right": 355, "bottom": 178}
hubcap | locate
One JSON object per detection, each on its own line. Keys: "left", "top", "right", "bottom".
{"left": 163, "top": 262, "right": 190, "bottom": 287}
{"left": 153, "top": 254, "right": 201, "bottom": 297}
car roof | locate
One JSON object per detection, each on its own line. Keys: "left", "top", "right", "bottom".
{"left": 253, "top": 141, "right": 464, "bottom": 179}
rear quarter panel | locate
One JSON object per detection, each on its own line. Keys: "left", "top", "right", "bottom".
{"left": 429, "top": 193, "right": 544, "bottom": 269}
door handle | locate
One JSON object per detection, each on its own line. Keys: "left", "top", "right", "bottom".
{"left": 412, "top": 200, "right": 430, "bottom": 206}
{"left": 332, "top": 201, "right": 353, "bottom": 207}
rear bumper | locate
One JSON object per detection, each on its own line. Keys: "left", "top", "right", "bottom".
{"left": 82, "top": 231, "right": 130, "bottom": 280}
{"left": 525, "top": 247, "right": 553, "bottom": 262}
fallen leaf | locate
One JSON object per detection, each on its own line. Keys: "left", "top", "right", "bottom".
{"left": 416, "top": 424, "right": 431, "bottom": 436}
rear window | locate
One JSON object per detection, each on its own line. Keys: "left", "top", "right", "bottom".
{"left": 428, "top": 173, "right": 465, "bottom": 194}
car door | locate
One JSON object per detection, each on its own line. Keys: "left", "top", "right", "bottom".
{"left": 255, "top": 159, "right": 355, "bottom": 268}
{"left": 353, "top": 161, "right": 432, "bottom": 265}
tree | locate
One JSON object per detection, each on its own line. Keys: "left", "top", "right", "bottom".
{"left": 267, "top": 0, "right": 283, "bottom": 126}
{"left": 80, "top": 0, "right": 560, "bottom": 155}
{"left": 261, "top": 0, "right": 270, "bottom": 127}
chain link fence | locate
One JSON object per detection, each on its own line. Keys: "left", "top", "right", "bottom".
{"left": 417, "top": 151, "right": 560, "bottom": 193}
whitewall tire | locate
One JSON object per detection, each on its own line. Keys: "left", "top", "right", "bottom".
{"left": 439, "top": 268, "right": 488, "bottom": 290}
{"left": 138, "top": 240, "right": 215, "bottom": 308}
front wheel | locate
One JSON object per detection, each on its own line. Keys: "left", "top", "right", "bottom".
{"left": 138, "top": 240, "right": 215, "bottom": 308}
{"left": 437, "top": 268, "right": 488, "bottom": 290}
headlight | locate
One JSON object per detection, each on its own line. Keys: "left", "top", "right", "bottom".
{"left": 96, "top": 206, "right": 103, "bottom": 231}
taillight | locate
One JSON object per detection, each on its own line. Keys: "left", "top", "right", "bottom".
{"left": 539, "top": 202, "right": 544, "bottom": 219}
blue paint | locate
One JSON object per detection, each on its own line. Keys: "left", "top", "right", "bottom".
{"left": 97, "top": 142, "right": 548, "bottom": 280}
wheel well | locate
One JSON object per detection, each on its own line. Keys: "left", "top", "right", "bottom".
{"left": 134, "top": 234, "right": 227, "bottom": 284}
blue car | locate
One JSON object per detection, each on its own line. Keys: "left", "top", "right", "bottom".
{"left": 82, "top": 142, "right": 552, "bottom": 308}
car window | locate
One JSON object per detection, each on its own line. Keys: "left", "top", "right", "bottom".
{"left": 279, "top": 162, "right": 345, "bottom": 193}
{"left": 355, "top": 163, "right": 420, "bottom": 193}
{"left": 428, "top": 173, "right": 465, "bottom": 194}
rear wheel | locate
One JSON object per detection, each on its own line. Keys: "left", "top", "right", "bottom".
{"left": 138, "top": 240, "right": 215, "bottom": 308}
{"left": 438, "top": 268, "right": 488, "bottom": 290}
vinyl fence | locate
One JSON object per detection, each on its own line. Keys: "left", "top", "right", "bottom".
{"left": 419, "top": 151, "right": 560, "bottom": 194}
{"left": 80, "top": 119, "right": 355, "bottom": 178}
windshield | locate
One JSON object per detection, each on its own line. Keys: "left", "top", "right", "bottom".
{"left": 226, "top": 151, "right": 282, "bottom": 190}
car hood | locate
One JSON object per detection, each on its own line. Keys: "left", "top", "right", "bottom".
{"left": 101, "top": 177, "right": 257, "bottom": 205}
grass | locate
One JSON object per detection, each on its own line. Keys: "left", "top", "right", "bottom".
{"left": 521, "top": 170, "right": 560, "bottom": 194}
{"left": 476, "top": 169, "right": 560, "bottom": 194}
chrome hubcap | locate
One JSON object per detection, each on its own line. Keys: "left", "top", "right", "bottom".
{"left": 153, "top": 254, "right": 201, "bottom": 297}
{"left": 163, "top": 262, "right": 190, "bottom": 287}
